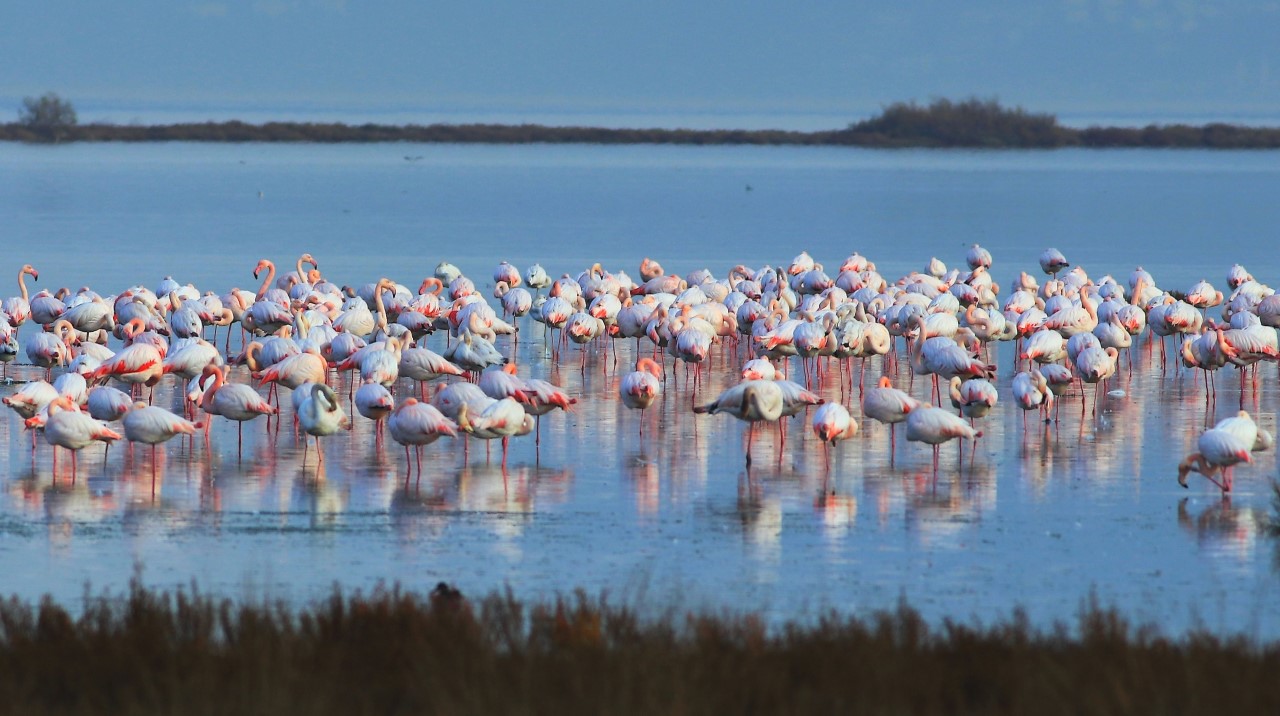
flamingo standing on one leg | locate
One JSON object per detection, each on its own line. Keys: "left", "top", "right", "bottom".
{"left": 693, "top": 379, "right": 785, "bottom": 467}
{"left": 122, "top": 402, "right": 203, "bottom": 493}
{"left": 812, "top": 402, "right": 858, "bottom": 470}
{"left": 862, "top": 376, "right": 920, "bottom": 461}
{"left": 620, "top": 358, "right": 663, "bottom": 437}
{"left": 905, "top": 404, "right": 982, "bottom": 474}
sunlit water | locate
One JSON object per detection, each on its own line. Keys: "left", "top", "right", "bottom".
{"left": 1, "top": 143, "right": 1279, "bottom": 636}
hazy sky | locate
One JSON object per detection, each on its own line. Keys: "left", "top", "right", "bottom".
{"left": 4, "top": 1, "right": 1279, "bottom": 127}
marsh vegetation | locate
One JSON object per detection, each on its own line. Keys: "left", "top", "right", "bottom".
{"left": 0, "top": 580, "right": 1277, "bottom": 715}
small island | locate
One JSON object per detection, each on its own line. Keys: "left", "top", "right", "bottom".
{"left": 6, "top": 95, "right": 1280, "bottom": 148}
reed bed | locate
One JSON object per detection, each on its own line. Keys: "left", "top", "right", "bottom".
{"left": 0, "top": 580, "right": 1275, "bottom": 715}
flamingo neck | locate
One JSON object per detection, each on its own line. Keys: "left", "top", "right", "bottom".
{"left": 256, "top": 261, "right": 276, "bottom": 301}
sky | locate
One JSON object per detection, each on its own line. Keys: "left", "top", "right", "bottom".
{"left": 3, "top": 1, "right": 1280, "bottom": 128}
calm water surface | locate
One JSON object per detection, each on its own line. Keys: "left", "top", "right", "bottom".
{"left": 1, "top": 143, "right": 1279, "bottom": 636}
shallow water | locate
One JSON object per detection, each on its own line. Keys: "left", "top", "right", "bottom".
{"left": 1, "top": 143, "right": 1279, "bottom": 636}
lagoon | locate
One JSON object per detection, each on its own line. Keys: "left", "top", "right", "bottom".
{"left": 1, "top": 142, "right": 1278, "bottom": 636}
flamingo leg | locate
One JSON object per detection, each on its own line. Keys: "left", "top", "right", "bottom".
{"left": 889, "top": 423, "right": 896, "bottom": 465}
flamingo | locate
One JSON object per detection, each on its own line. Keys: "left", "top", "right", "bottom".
{"left": 297, "top": 383, "right": 349, "bottom": 464}
{"left": 398, "top": 345, "right": 466, "bottom": 397}
{"left": 1093, "top": 313, "right": 1134, "bottom": 376}
{"left": 90, "top": 326, "right": 165, "bottom": 397}
{"left": 2, "top": 264, "right": 38, "bottom": 327}
{"left": 965, "top": 244, "right": 993, "bottom": 270}
{"left": 639, "top": 257, "right": 665, "bottom": 282}
{"left": 457, "top": 397, "right": 534, "bottom": 469}
{"left": 516, "top": 375, "right": 575, "bottom": 452}
{"left": 740, "top": 357, "right": 778, "bottom": 381}
{"left": 255, "top": 344, "right": 327, "bottom": 391}
{"left": 52, "top": 371, "right": 88, "bottom": 407}
{"left": 29, "top": 288, "right": 66, "bottom": 327}
{"left": 1038, "top": 248, "right": 1069, "bottom": 279}
{"left": 86, "top": 386, "right": 133, "bottom": 422}
{"left": 1011, "top": 369, "right": 1054, "bottom": 427}
{"left": 1184, "top": 279, "right": 1223, "bottom": 313}
{"left": 276, "top": 252, "right": 319, "bottom": 291}
{"left": 1074, "top": 346, "right": 1119, "bottom": 416}
{"left": 162, "top": 338, "right": 223, "bottom": 381}
{"left": 812, "top": 403, "right": 858, "bottom": 468}
{"left": 42, "top": 396, "right": 120, "bottom": 475}
{"left": 122, "top": 401, "right": 203, "bottom": 486}
{"left": 354, "top": 380, "right": 395, "bottom": 441}
{"left": 64, "top": 295, "right": 115, "bottom": 335}
{"left": 525, "top": 264, "right": 552, "bottom": 295}
{"left": 432, "top": 382, "right": 492, "bottom": 423}
{"left": 862, "top": 376, "right": 920, "bottom": 457}
{"left": 495, "top": 281, "right": 533, "bottom": 320}
{"left": 493, "top": 261, "right": 521, "bottom": 288}
{"left": 4, "top": 380, "right": 59, "bottom": 421}
{"left": 1042, "top": 289, "right": 1099, "bottom": 338}
{"left": 1177, "top": 411, "right": 1261, "bottom": 493}
{"left": 446, "top": 330, "right": 505, "bottom": 374}
{"left": 0, "top": 317, "right": 17, "bottom": 377}
{"left": 905, "top": 404, "right": 982, "bottom": 473}
{"left": 910, "top": 317, "right": 993, "bottom": 400}
{"left": 388, "top": 398, "right": 458, "bottom": 477}
{"left": 199, "top": 365, "right": 277, "bottom": 453}
{"left": 693, "top": 379, "right": 785, "bottom": 466}
{"left": 478, "top": 363, "right": 530, "bottom": 403}
{"left": 24, "top": 318, "right": 71, "bottom": 379}
{"left": 1021, "top": 328, "right": 1066, "bottom": 366}
{"left": 948, "top": 377, "right": 998, "bottom": 420}
{"left": 620, "top": 358, "right": 663, "bottom": 436}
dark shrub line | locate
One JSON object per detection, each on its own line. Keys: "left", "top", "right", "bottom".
{"left": 6, "top": 98, "right": 1280, "bottom": 148}
{"left": 0, "top": 580, "right": 1277, "bottom": 714}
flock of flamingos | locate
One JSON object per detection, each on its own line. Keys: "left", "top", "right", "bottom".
{"left": 0, "top": 247, "right": 1276, "bottom": 494}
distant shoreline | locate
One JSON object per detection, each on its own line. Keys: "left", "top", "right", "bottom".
{"left": 9, "top": 99, "right": 1280, "bottom": 148}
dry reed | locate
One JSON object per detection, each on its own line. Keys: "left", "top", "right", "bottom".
{"left": 0, "top": 579, "right": 1274, "bottom": 715}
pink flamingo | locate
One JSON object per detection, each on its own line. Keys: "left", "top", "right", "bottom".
{"left": 43, "top": 396, "right": 121, "bottom": 476}
{"left": 199, "top": 364, "right": 277, "bottom": 454}
{"left": 862, "top": 376, "right": 920, "bottom": 459}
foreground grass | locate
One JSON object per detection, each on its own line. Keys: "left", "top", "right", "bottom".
{"left": 0, "top": 581, "right": 1276, "bottom": 715}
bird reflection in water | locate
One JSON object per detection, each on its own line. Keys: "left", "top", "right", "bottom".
{"left": 624, "top": 450, "right": 659, "bottom": 516}
{"left": 813, "top": 490, "right": 857, "bottom": 536}
{"left": 1177, "top": 496, "right": 1267, "bottom": 561}
{"left": 903, "top": 466, "right": 996, "bottom": 547}
{"left": 290, "top": 461, "right": 349, "bottom": 529}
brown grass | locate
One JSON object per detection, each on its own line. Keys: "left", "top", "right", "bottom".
{"left": 0, "top": 580, "right": 1275, "bottom": 715}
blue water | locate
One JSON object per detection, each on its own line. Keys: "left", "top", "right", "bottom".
{"left": 1, "top": 142, "right": 1279, "bottom": 636}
